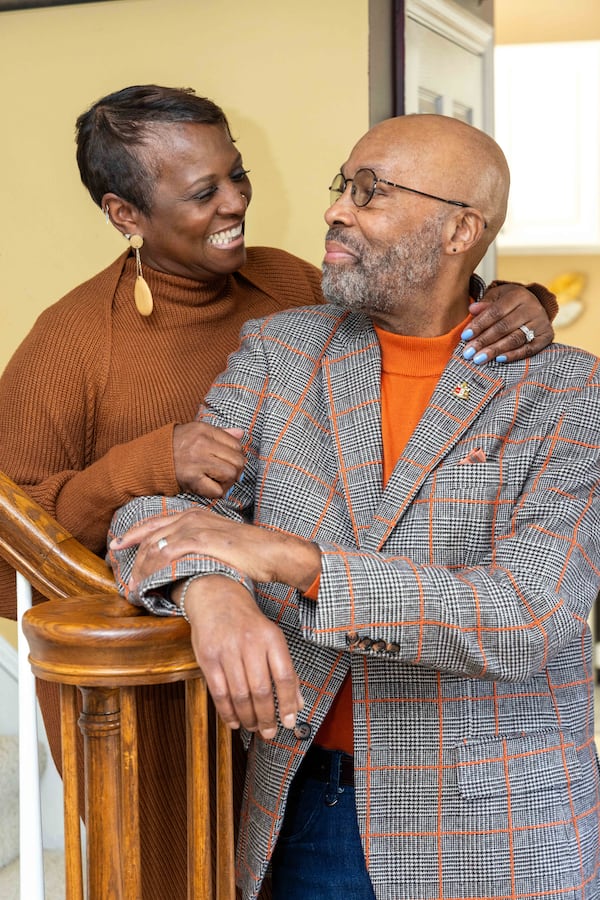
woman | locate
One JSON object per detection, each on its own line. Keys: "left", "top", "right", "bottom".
{"left": 0, "top": 85, "right": 556, "bottom": 898}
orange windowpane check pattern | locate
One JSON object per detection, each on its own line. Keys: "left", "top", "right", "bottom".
{"left": 315, "top": 317, "right": 470, "bottom": 756}
{"left": 111, "top": 304, "right": 600, "bottom": 899}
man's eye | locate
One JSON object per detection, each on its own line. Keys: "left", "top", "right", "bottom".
{"left": 231, "top": 168, "right": 250, "bottom": 182}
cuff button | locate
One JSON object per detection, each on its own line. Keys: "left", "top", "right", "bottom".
{"left": 294, "top": 722, "right": 312, "bottom": 740}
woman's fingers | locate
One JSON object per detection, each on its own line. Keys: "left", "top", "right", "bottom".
{"left": 173, "top": 421, "right": 245, "bottom": 496}
{"left": 464, "top": 285, "right": 554, "bottom": 364}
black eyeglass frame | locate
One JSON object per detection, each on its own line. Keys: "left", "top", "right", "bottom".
{"left": 329, "top": 168, "right": 487, "bottom": 228}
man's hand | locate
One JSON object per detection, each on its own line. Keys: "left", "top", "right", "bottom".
{"left": 111, "top": 507, "right": 322, "bottom": 595}
{"left": 177, "top": 575, "right": 304, "bottom": 739}
{"left": 173, "top": 423, "right": 245, "bottom": 496}
{"left": 463, "top": 283, "right": 554, "bottom": 364}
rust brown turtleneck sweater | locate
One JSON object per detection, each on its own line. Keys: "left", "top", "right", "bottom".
{"left": 0, "top": 246, "right": 323, "bottom": 900}
{"left": 0, "top": 247, "right": 323, "bottom": 589}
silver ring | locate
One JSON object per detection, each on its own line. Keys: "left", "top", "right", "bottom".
{"left": 156, "top": 537, "right": 168, "bottom": 551}
{"left": 519, "top": 324, "right": 535, "bottom": 343}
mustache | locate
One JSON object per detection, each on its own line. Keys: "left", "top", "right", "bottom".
{"left": 324, "top": 228, "right": 363, "bottom": 255}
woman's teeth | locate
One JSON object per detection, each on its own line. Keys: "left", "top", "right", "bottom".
{"left": 207, "top": 224, "right": 243, "bottom": 246}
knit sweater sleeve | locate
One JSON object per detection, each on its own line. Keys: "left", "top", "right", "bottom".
{"left": 0, "top": 274, "right": 179, "bottom": 565}
{"left": 0, "top": 421, "right": 177, "bottom": 620}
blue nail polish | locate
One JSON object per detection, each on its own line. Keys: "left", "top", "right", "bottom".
{"left": 461, "top": 328, "right": 474, "bottom": 341}
{"left": 495, "top": 355, "right": 508, "bottom": 363}
{"left": 473, "top": 352, "right": 488, "bottom": 365}
{"left": 463, "top": 346, "right": 476, "bottom": 360}
{"left": 225, "top": 470, "right": 245, "bottom": 500}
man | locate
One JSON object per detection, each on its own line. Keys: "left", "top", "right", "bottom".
{"left": 110, "top": 115, "right": 600, "bottom": 900}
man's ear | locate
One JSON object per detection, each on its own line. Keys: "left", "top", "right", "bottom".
{"left": 101, "top": 192, "right": 142, "bottom": 236}
{"left": 444, "top": 209, "right": 487, "bottom": 256}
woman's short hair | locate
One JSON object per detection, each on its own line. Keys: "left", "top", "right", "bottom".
{"left": 76, "top": 84, "right": 232, "bottom": 214}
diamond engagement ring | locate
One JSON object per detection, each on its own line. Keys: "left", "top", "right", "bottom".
{"left": 156, "top": 537, "right": 168, "bottom": 551}
{"left": 519, "top": 324, "right": 535, "bottom": 343}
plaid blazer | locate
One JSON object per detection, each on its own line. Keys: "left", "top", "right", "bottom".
{"left": 111, "top": 305, "right": 600, "bottom": 900}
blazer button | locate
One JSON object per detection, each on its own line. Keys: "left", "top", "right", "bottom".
{"left": 294, "top": 722, "right": 312, "bottom": 740}
{"left": 371, "top": 640, "right": 386, "bottom": 652}
{"left": 385, "top": 642, "right": 400, "bottom": 653}
{"left": 346, "top": 632, "right": 360, "bottom": 648}
{"left": 358, "top": 637, "right": 373, "bottom": 650}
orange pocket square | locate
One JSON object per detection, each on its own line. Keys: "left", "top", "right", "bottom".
{"left": 457, "top": 447, "right": 487, "bottom": 465}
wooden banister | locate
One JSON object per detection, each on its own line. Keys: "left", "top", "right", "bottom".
{"left": 0, "top": 470, "right": 116, "bottom": 600}
{"left": 0, "top": 472, "right": 234, "bottom": 899}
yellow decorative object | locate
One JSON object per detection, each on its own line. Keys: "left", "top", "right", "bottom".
{"left": 548, "top": 272, "right": 586, "bottom": 328}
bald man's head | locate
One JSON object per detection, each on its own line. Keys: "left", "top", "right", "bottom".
{"left": 349, "top": 115, "right": 509, "bottom": 243}
{"left": 322, "top": 115, "right": 512, "bottom": 332}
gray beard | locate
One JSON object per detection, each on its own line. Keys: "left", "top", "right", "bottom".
{"left": 321, "top": 214, "right": 445, "bottom": 314}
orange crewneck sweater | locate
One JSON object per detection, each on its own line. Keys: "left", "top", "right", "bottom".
{"left": 314, "top": 315, "right": 470, "bottom": 755}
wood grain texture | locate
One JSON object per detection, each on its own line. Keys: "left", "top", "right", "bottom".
{"left": 0, "top": 470, "right": 235, "bottom": 899}
{"left": 0, "top": 470, "right": 116, "bottom": 600}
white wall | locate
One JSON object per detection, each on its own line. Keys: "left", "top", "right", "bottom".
{"left": 0, "top": 635, "right": 64, "bottom": 852}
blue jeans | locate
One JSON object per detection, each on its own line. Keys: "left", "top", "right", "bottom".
{"left": 271, "top": 749, "right": 376, "bottom": 900}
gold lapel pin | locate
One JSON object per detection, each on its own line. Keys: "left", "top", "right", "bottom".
{"left": 452, "top": 381, "right": 470, "bottom": 400}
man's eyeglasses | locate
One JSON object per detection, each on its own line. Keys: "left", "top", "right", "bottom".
{"left": 329, "top": 168, "right": 487, "bottom": 227}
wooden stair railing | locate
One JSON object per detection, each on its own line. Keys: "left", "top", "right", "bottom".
{"left": 0, "top": 471, "right": 235, "bottom": 900}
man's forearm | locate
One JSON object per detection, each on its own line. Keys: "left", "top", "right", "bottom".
{"left": 263, "top": 531, "right": 322, "bottom": 593}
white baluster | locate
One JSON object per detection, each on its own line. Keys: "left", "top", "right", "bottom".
{"left": 17, "top": 573, "right": 44, "bottom": 899}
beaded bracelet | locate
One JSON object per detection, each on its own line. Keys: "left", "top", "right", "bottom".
{"left": 177, "top": 575, "right": 203, "bottom": 623}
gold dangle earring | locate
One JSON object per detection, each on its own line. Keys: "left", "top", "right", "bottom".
{"left": 126, "top": 234, "right": 153, "bottom": 316}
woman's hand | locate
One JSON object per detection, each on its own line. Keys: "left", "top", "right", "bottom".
{"left": 172, "top": 422, "right": 245, "bottom": 496}
{"left": 463, "top": 282, "right": 554, "bottom": 365}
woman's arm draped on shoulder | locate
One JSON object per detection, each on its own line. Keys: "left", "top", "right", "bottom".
{"left": 466, "top": 280, "right": 557, "bottom": 363}
{"left": 490, "top": 280, "right": 558, "bottom": 320}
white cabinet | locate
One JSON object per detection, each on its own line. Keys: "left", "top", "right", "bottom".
{"left": 495, "top": 41, "right": 600, "bottom": 254}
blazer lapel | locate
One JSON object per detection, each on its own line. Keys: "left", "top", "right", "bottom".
{"left": 364, "top": 352, "right": 506, "bottom": 551}
{"left": 322, "top": 315, "right": 384, "bottom": 548}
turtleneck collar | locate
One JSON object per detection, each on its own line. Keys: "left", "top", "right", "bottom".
{"left": 123, "top": 255, "right": 230, "bottom": 308}
{"left": 374, "top": 314, "right": 471, "bottom": 376}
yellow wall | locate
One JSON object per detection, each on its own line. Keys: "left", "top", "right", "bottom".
{"left": 0, "top": 617, "right": 17, "bottom": 649}
{"left": 0, "top": 0, "right": 369, "bottom": 372}
{"left": 495, "top": 0, "right": 600, "bottom": 355}
{"left": 0, "top": 0, "right": 369, "bottom": 640}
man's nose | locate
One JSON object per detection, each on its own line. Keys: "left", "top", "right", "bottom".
{"left": 324, "top": 192, "right": 356, "bottom": 226}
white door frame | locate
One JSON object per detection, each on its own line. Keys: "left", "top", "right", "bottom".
{"left": 405, "top": 0, "right": 494, "bottom": 136}
{"left": 404, "top": 0, "right": 495, "bottom": 282}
